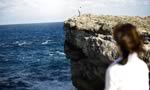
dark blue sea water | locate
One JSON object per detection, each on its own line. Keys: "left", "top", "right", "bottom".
{"left": 0, "top": 23, "right": 74, "bottom": 90}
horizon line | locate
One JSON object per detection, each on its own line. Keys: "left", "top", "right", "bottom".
{"left": 0, "top": 14, "right": 150, "bottom": 26}
{"left": 0, "top": 21, "right": 65, "bottom": 26}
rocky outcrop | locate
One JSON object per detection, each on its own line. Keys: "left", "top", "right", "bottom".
{"left": 64, "top": 14, "right": 150, "bottom": 90}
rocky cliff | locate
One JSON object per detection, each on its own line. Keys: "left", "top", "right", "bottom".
{"left": 64, "top": 14, "right": 150, "bottom": 90}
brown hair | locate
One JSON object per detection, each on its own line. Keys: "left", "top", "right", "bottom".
{"left": 113, "top": 23, "right": 145, "bottom": 65}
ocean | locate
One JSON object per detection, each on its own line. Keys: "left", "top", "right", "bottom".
{"left": 0, "top": 22, "right": 74, "bottom": 90}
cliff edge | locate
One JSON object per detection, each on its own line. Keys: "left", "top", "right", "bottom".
{"left": 64, "top": 14, "right": 150, "bottom": 90}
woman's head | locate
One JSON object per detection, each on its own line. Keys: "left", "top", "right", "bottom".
{"left": 113, "top": 23, "right": 145, "bottom": 64}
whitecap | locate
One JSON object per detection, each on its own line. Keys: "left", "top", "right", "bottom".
{"left": 14, "top": 41, "right": 19, "bottom": 44}
{"left": 56, "top": 51, "right": 65, "bottom": 55}
{"left": 49, "top": 53, "right": 54, "bottom": 56}
{"left": 41, "top": 40, "right": 52, "bottom": 45}
{"left": 14, "top": 41, "right": 31, "bottom": 46}
{"left": 18, "top": 42, "right": 27, "bottom": 46}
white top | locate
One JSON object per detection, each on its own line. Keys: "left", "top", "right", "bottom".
{"left": 104, "top": 52, "right": 149, "bottom": 90}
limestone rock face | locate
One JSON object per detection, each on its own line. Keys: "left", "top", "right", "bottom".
{"left": 64, "top": 14, "right": 150, "bottom": 90}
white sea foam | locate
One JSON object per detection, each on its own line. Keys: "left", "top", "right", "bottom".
{"left": 14, "top": 41, "right": 31, "bottom": 46}
{"left": 42, "top": 40, "right": 52, "bottom": 45}
{"left": 56, "top": 51, "right": 65, "bottom": 55}
{"left": 49, "top": 53, "right": 54, "bottom": 56}
{"left": 18, "top": 42, "right": 27, "bottom": 46}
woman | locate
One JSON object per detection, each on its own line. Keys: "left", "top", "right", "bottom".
{"left": 104, "top": 23, "right": 149, "bottom": 90}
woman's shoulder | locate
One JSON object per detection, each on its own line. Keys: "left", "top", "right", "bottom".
{"left": 109, "top": 56, "right": 123, "bottom": 68}
{"left": 106, "top": 56, "right": 149, "bottom": 74}
{"left": 106, "top": 57, "right": 123, "bottom": 74}
{"left": 137, "top": 58, "right": 149, "bottom": 72}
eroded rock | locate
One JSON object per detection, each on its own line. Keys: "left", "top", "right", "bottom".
{"left": 64, "top": 14, "right": 150, "bottom": 90}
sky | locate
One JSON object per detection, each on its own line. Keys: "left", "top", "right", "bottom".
{"left": 0, "top": 0, "right": 150, "bottom": 25}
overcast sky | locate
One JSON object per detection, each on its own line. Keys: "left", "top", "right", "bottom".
{"left": 0, "top": 0, "right": 150, "bottom": 25}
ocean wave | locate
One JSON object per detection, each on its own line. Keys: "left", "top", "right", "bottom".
{"left": 0, "top": 54, "right": 5, "bottom": 57}
{"left": 56, "top": 51, "right": 65, "bottom": 55}
{"left": 30, "top": 80, "right": 75, "bottom": 90}
{"left": 0, "top": 22, "right": 73, "bottom": 90}
{"left": 0, "top": 43, "right": 5, "bottom": 46}
{"left": 14, "top": 41, "right": 32, "bottom": 46}
{"left": 41, "top": 40, "right": 52, "bottom": 45}
{"left": 49, "top": 53, "right": 54, "bottom": 56}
